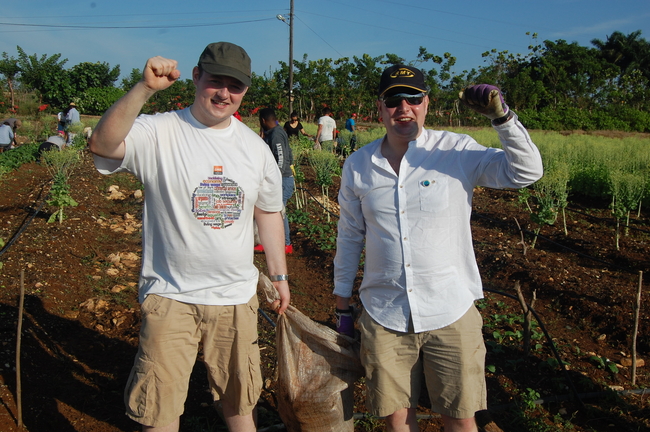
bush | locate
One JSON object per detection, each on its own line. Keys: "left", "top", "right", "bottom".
{"left": 0, "top": 142, "right": 40, "bottom": 170}
{"left": 78, "top": 87, "right": 126, "bottom": 115}
{"left": 591, "top": 109, "right": 631, "bottom": 131}
{"left": 617, "top": 106, "right": 650, "bottom": 132}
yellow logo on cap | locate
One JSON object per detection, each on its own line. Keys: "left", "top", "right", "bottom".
{"left": 390, "top": 68, "right": 415, "bottom": 79}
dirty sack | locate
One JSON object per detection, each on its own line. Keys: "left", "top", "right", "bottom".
{"left": 259, "top": 274, "right": 364, "bottom": 432}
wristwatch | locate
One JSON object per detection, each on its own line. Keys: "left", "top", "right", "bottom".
{"left": 269, "top": 274, "right": 289, "bottom": 282}
{"left": 492, "top": 110, "right": 514, "bottom": 126}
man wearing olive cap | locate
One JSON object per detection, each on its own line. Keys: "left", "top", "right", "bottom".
{"left": 89, "top": 42, "right": 290, "bottom": 432}
{"left": 333, "top": 64, "right": 543, "bottom": 431}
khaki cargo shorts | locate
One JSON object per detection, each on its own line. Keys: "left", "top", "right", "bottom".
{"left": 124, "top": 294, "right": 262, "bottom": 428}
{"left": 359, "top": 305, "right": 487, "bottom": 419}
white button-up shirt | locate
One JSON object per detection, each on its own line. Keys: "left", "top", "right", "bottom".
{"left": 333, "top": 115, "right": 543, "bottom": 333}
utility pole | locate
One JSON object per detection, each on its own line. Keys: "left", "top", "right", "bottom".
{"left": 277, "top": 6, "right": 295, "bottom": 114}
{"left": 288, "top": 0, "right": 295, "bottom": 114}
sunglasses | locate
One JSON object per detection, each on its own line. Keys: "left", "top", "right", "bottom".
{"left": 381, "top": 92, "right": 426, "bottom": 108}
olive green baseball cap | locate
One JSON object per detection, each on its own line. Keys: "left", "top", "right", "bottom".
{"left": 198, "top": 42, "right": 251, "bottom": 87}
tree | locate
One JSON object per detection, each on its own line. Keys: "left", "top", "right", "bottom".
{"left": 0, "top": 53, "right": 20, "bottom": 108}
{"left": 121, "top": 68, "right": 143, "bottom": 91}
{"left": 592, "top": 30, "right": 650, "bottom": 79}
{"left": 351, "top": 53, "right": 383, "bottom": 121}
{"left": 16, "top": 46, "right": 72, "bottom": 108}
{"left": 69, "top": 61, "right": 120, "bottom": 94}
{"left": 292, "top": 55, "right": 337, "bottom": 121}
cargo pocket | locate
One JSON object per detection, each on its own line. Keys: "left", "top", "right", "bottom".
{"left": 124, "top": 356, "right": 156, "bottom": 419}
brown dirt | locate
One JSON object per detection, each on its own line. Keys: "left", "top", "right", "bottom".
{"left": 0, "top": 146, "right": 649, "bottom": 432}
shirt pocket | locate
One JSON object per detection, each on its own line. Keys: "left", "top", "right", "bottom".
{"left": 418, "top": 176, "right": 449, "bottom": 213}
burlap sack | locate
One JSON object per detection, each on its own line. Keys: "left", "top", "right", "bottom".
{"left": 259, "top": 274, "right": 364, "bottom": 432}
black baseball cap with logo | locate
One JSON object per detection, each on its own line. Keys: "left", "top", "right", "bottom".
{"left": 198, "top": 42, "right": 252, "bottom": 87}
{"left": 378, "top": 64, "right": 428, "bottom": 97}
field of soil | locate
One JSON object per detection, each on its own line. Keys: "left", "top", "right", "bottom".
{"left": 0, "top": 139, "right": 649, "bottom": 431}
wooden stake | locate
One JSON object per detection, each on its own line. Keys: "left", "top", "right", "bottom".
{"left": 632, "top": 270, "right": 643, "bottom": 386}
{"left": 16, "top": 269, "right": 25, "bottom": 428}
{"left": 514, "top": 218, "right": 528, "bottom": 256}
{"left": 515, "top": 281, "right": 536, "bottom": 356}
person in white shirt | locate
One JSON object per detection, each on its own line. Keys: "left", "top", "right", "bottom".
{"left": 89, "top": 42, "right": 290, "bottom": 432}
{"left": 314, "top": 107, "right": 337, "bottom": 152}
{"left": 333, "top": 64, "right": 543, "bottom": 432}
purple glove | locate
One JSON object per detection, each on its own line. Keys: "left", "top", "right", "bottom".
{"left": 336, "top": 307, "right": 355, "bottom": 338}
{"left": 459, "top": 84, "right": 509, "bottom": 120}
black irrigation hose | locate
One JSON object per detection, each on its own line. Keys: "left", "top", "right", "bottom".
{"left": 259, "top": 307, "right": 277, "bottom": 328}
{"left": 489, "top": 387, "right": 650, "bottom": 412}
{"left": 296, "top": 184, "right": 644, "bottom": 276}
{"left": 472, "top": 211, "right": 640, "bottom": 274}
{"left": 498, "top": 188, "right": 650, "bottom": 235}
{"left": 1, "top": 158, "right": 80, "bottom": 258}
{"left": 0, "top": 195, "right": 49, "bottom": 259}
{"left": 566, "top": 205, "right": 650, "bottom": 235}
{"left": 483, "top": 287, "right": 586, "bottom": 409}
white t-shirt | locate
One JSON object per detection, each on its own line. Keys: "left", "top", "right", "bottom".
{"left": 318, "top": 115, "right": 336, "bottom": 141}
{"left": 94, "top": 108, "right": 283, "bottom": 305}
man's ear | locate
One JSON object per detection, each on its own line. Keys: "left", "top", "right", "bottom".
{"left": 192, "top": 66, "right": 200, "bottom": 85}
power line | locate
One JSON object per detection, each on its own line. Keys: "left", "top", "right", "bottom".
{"left": 1, "top": 9, "right": 282, "bottom": 20}
{"left": 294, "top": 16, "right": 344, "bottom": 58}
{"left": 0, "top": 17, "right": 276, "bottom": 31}
{"left": 297, "top": 9, "right": 529, "bottom": 53}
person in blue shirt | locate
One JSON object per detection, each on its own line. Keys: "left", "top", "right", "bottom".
{"left": 344, "top": 113, "right": 358, "bottom": 151}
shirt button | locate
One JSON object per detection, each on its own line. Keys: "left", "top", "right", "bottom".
{"left": 403, "top": 237, "right": 407, "bottom": 241}
{"left": 399, "top": 185, "right": 404, "bottom": 188}
{"left": 408, "top": 289, "right": 413, "bottom": 292}
{"left": 406, "top": 263, "right": 411, "bottom": 267}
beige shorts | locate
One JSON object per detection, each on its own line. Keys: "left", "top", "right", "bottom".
{"left": 359, "top": 305, "right": 487, "bottom": 419}
{"left": 124, "top": 294, "right": 262, "bottom": 428}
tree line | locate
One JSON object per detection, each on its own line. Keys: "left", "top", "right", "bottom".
{"left": 1, "top": 30, "right": 649, "bottom": 132}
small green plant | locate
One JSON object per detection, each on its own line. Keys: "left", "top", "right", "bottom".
{"left": 589, "top": 355, "right": 619, "bottom": 374}
{"left": 609, "top": 169, "right": 646, "bottom": 249}
{"left": 354, "top": 413, "right": 383, "bottom": 431}
{"left": 41, "top": 147, "right": 80, "bottom": 223}
{"left": 520, "top": 387, "right": 541, "bottom": 411}
{"left": 308, "top": 150, "right": 340, "bottom": 221}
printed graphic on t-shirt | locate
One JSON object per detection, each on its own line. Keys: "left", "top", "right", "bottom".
{"left": 191, "top": 170, "right": 245, "bottom": 229}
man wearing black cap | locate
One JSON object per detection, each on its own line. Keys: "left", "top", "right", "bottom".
{"left": 333, "top": 65, "right": 543, "bottom": 432}
{"left": 89, "top": 42, "right": 290, "bottom": 432}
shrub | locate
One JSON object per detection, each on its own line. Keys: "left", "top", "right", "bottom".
{"left": 78, "top": 87, "right": 126, "bottom": 116}
{"left": 0, "top": 142, "right": 40, "bottom": 170}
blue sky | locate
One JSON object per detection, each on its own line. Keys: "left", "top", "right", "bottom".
{"left": 1, "top": 0, "right": 649, "bottom": 84}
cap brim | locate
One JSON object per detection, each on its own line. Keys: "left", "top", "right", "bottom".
{"left": 379, "top": 84, "right": 428, "bottom": 97}
{"left": 201, "top": 64, "right": 251, "bottom": 87}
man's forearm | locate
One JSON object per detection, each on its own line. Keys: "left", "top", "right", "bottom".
{"left": 88, "top": 81, "right": 157, "bottom": 160}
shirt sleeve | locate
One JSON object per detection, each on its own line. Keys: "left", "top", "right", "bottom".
{"left": 333, "top": 157, "right": 366, "bottom": 298}
{"left": 255, "top": 146, "right": 284, "bottom": 212}
{"left": 464, "top": 113, "right": 543, "bottom": 189}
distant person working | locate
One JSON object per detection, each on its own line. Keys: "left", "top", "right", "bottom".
{"left": 314, "top": 107, "right": 336, "bottom": 152}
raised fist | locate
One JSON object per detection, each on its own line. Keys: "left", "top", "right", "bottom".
{"left": 459, "top": 84, "right": 509, "bottom": 121}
